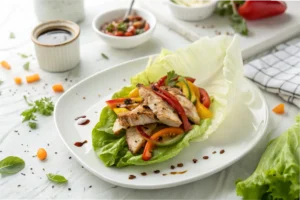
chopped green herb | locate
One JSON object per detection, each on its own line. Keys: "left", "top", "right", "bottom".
{"left": 21, "top": 96, "right": 54, "bottom": 129}
{"left": 117, "top": 22, "right": 128, "bottom": 32}
{"left": 18, "top": 53, "right": 29, "bottom": 58}
{"left": 0, "top": 156, "right": 25, "bottom": 174}
{"left": 23, "top": 62, "right": 30, "bottom": 70}
{"left": 106, "top": 24, "right": 114, "bottom": 32}
{"left": 166, "top": 70, "right": 179, "bottom": 87}
{"left": 101, "top": 53, "right": 109, "bottom": 60}
{"left": 28, "top": 122, "right": 37, "bottom": 129}
{"left": 9, "top": 32, "right": 15, "bottom": 39}
{"left": 47, "top": 173, "right": 68, "bottom": 183}
{"left": 135, "top": 29, "right": 145, "bottom": 35}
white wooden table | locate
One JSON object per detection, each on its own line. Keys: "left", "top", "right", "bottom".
{"left": 0, "top": 0, "right": 299, "bottom": 199}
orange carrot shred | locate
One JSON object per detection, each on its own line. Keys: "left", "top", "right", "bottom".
{"left": 272, "top": 103, "right": 285, "bottom": 114}
{"left": 52, "top": 84, "right": 64, "bottom": 93}
{"left": 26, "top": 73, "right": 40, "bottom": 83}
{"left": 1, "top": 61, "right": 11, "bottom": 70}
{"left": 14, "top": 77, "right": 22, "bottom": 85}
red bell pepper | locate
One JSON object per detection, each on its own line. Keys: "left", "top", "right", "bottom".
{"left": 198, "top": 88, "right": 211, "bottom": 108}
{"left": 238, "top": 1, "right": 287, "bottom": 20}
{"left": 152, "top": 85, "right": 192, "bottom": 131}
{"left": 156, "top": 75, "right": 196, "bottom": 87}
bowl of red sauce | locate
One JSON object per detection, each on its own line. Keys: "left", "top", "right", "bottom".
{"left": 92, "top": 8, "right": 156, "bottom": 49}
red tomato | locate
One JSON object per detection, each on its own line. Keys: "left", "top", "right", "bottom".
{"left": 198, "top": 88, "right": 210, "bottom": 108}
{"left": 114, "top": 31, "right": 124, "bottom": 36}
{"left": 144, "top": 23, "right": 150, "bottom": 31}
{"left": 124, "top": 32, "right": 133, "bottom": 36}
{"left": 127, "top": 26, "right": 136, "bottom": 34}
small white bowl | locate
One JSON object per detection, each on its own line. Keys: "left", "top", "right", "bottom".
{"left": 32, "top": 20, "right": 80, "bottom": 72}
{"left": 167, "top": 0, "right": 218, "bottom": 21}
{"left": 92, "top": 8, "right": 156, "bottom": 49}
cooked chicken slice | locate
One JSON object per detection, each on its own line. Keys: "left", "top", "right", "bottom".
{"left": 137, "top": 85, "right": 182, "bottom": 127}
{"left": 163, "top": 86, "right": 200, "bottom": 124}
{"left": 112, "top": 119, "right": 126, "bottom": 134}
{"left": 118, "top": 104, "right": 158, "bottom": 127}
{"left": 126, "top": 124, "right": 156, "bottom": 154}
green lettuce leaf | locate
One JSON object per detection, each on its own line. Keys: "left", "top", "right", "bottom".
{"left": 236, "top": 115, "right": 300, "bottom": 200}
{"left": 92, "top": 36, "right": 243, "bottom": 167}
{"left": 131, "top": 35, "right": 243, "bottom": 141}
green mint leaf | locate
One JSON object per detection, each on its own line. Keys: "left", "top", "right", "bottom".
{"left": 28, "top": 121, "right": 37, "bottom": 129}
{"left": 9, "top": 32, "right": 15, "bottom": 39}
{"left": 117, "top": 22, "right": 127, "bottom": 32}
{"left": 47, "top": 173, "right": 68, "bottom": 183}
{"left": 230, "top": 14, "right": 248, "bottom": 36}
{"left": 101, "top": 53, "right": 109, "bottom": 60}
{"left": 0, "top": 156, "right": 25, "bottom": 174}
{"left": 23, "top": 62, "right": 30, "bottom": 70}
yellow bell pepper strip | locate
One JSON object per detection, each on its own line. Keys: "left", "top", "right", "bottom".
{"left": 129, "top": 88, "right": 139, "bottom": 98}
{"left": 105, "top": 97, "right": 143, "bottom": 109}
{"left": 187, "top": 81, "right": 197, "bottom": 103}
{"left": 195, "top": 100, "right": 213, "bottom": 119}
{"left": 113, "top": 107, "right": 129, "bottom": 114}
{"left": 176, "top": 81, "right": 191, "bottom": 99}
{"left": 141, "top": 127, "right": 184, "bottom": 161}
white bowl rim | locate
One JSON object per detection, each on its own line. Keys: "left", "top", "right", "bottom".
{"left": 92, "top": 8, "right": 157, "bottom": 40}
{"left": 167, "top": 0, "right": 218, "bottom": 9}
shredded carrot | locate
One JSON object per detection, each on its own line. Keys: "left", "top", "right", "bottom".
{"left": 1, "top": 61, "right": 11, "bottom": 70}
{"left": 52, "top": 84, "right": 64, "bottom": 93}
{"left": 26, "top": 73, "right": 40, "bottom": 83}
{"left": 272, "top": 103, "right": 285, "bottom": 114}
{"left": 14, "top": 77, "right": 22, "bottom": 85}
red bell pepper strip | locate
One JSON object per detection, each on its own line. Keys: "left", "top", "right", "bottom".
{"left": 156, "top": 75, "right": 196, "bottom": 87}
{"left": 142, "top": 141, "right": 154, "bottom": 161}
{"left": 198, "top": 88, "right": 210, "bottom": 108}
{"left": 238, "top": 1, "right": 287, "bottom": 20}
{"left": 136, "top": 126, "right": 151, "bottom": 140}
{"left": 152, "top": 85, "right": 192, "bottom": 131}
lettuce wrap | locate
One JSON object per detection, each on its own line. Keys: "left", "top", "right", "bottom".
{"left": 92, "top": 35, "right": 244, "bottom": 167}
{"left": 236, "top": 115, "right": 300, "bottom": 200}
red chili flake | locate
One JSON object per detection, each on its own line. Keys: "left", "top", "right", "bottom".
{"left": 192, "top": 159, "right": 198, "bottom": 163}
{"left": 154, "top": 170, "right": 160, "bottom": 174}
{"left": 141, "top": 172, "right": 147, "bottom": 176}
{"left": 220, "top": 149, "right": 225, "bottom": 154}
{"left": 203, "top": 156, "right": 209, "bottom": 160}
{"left": 128, "top": 175, "right": 136, "bottom": 180}
{"left": 212, "top": 151, "right": 216, "bottom": 154}
{"left": 170, "top": 165, "right": 175, "bottom": 170}
{"left": 177, "top": 163, "right": 183, "bottom": 167}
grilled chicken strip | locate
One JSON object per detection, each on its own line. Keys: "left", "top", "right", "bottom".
{"left": 137, "top": 84, "right": 182, "bottom": 127}
{"left": 126, "top": 124, "right": 156, "bottom": 154}
{"left": 112, "top": 119, "right": 126, "bottom": 134}
{"left": 118, "top": 104, "right": 158, "bottom": 127}
{"left": 163, "top": 86, "right": 200, "bottom": 124}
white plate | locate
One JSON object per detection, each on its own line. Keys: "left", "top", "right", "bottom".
{"left": 54, "top": 56, "right": 269, "bottom": 189}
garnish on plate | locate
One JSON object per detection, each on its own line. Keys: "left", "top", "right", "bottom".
{"left": 37, "top": 148, "right": 47, "bottom": 160}
{"left": 21, "top": 96, "right": 54, "bottom": 129}
{"left": 0, "top": 156, "right": 25, "bottom": 174}
{"left": 47, "top": 173, "right": 68, "bottom": 183}
{"left": 9, "top": 32, "right": 15, "bottom": 39}
{"left": 23, "top": 61, "right": 30, "bottom": 70}
{"left": 1, "top": 60, "right": 11, "bottom": 70}
{"left": 101, "top": 53, "right": 109, "bottom": 60}
{"left": 14, "top": 77, "right": 22, "bottom": 85}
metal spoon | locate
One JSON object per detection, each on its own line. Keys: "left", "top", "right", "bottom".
{"left": 123, "top": 0, "right": 135, "bottom": 22}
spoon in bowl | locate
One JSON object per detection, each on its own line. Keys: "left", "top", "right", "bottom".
{"left": 123, "top": 0, "right": 135, "bottom": 22}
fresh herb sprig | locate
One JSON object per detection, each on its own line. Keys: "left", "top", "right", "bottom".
{"left": 47, "top": 173, "right": 68, "bottom": 183}
{"left": 0, "top": 156, "right": 25, "bottom": 174}
{"left": 166, "top": 70, "right": 179, "bottom": 87}
{"left": 215, "top": 0, "right": 248, "bottom": 36}
{"left": 21, "top": 96, "right": 54, "bottom": 129}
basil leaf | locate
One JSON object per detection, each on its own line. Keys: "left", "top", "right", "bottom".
{"left": 0, "top": 156, "right": 25, "bottom": 174}
{"left": 47, "top": 173, "right": 68, "bottom": 183}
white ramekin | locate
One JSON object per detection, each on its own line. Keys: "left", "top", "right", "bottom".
{"left": 167, "top": 0, "right": 218, "bottom": 21}
{"left": 92, "top": 8, "right": 156, "bottom": 49}
{"left": 31, "top": 20, "right": 80, "bottom": 72}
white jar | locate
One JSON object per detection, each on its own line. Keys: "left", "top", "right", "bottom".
{"left": 34, "top": 0, "right": 85, "bottom": 23}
